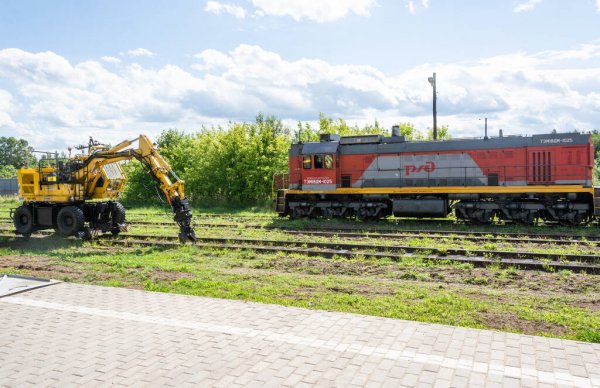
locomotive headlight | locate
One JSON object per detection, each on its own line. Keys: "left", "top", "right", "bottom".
{"left": 69, "top": 196, "right": 74, "bottom": 202}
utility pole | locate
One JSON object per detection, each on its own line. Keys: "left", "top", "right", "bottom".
{"left": 428, "top": 72, "right": 437, "bottom": 140}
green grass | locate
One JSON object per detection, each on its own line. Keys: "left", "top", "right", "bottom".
{"left": 1, "top": 237, "right": 599, "bottom": 342}
{"left": 1, "top": 202, "right": 599, "bottom": 342}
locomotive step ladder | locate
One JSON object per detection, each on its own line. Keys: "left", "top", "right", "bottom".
{"left": 275, "top": 190, "right": 286, "bottom": 214}
{"left": 595, "top": 187, "right": 600, "bottom": 217}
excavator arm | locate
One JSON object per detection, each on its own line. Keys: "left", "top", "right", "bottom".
{"left": 83, "top": 135, "right": 197, "bottom": 243}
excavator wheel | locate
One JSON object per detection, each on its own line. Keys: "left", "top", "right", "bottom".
{"left": 111, "top": 201, "right": 126, "bottom": 235}
{"left": 56, "top": 206, "right": 85, "bottom": 237}
{"left": 13, "top": 206, "right": 34, "bottom": 236}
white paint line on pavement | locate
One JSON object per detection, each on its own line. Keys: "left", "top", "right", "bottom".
{"left": 2, "top": 296, "right": 597, "bottom": 387}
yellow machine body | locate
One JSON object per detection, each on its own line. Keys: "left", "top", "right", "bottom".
{"left": 18, "top": 163, "right": 126, "bottom": 203}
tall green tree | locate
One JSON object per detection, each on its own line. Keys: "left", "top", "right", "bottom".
{"left": 297, "top": 113, "right": 385, "bottom": 142}
{"left": 0, "top": 137, "right": 36, "bottom": 168}
{"left": 426, "top": 125, "right": 451, "bottom": 141}
{"left": 394, "top": 123, "right": 423, "bottom": 140}
{"left": 0, "top": 165, "right": 17, "bottom": 178}
{"left": 592, "top": 130, "right": 600, "bottom": 159}
{"left": 592, "top": 130, "right": 600, "bottom": 185}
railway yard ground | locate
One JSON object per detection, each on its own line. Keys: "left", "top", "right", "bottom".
{"left": 0, "top": 198, "right": 599, "bottom": 344}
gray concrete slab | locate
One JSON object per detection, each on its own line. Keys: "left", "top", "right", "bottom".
{"left": 0, "top": 282, "right": 598, "bottom": 387}
{"left": 0, "top": 274, "right": 60, "bottom": 297}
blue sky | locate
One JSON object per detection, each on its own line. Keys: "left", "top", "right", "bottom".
{"left": 0, "top": 0, "right": 599, "bottom": 149}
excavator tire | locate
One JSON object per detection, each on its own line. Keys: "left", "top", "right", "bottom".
{"left": 111, "top": 201, "right": 126, "bottom": 236}
{"left": 56, "top": 206, "right": 85, "bottom": 237}
{"left": 13, "top": 206, "right": 34, "bottom": 236}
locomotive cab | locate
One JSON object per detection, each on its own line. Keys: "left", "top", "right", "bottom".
{"left": 298, "top": 137, "right": 339, "bottom": 191}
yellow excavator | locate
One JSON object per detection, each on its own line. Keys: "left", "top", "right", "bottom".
{"left": 12, "top": 135, "right": 196, "bottom": 243}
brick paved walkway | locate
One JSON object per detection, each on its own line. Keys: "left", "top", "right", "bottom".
{"left": 0, "top": 282, "right": 598, "bottom": 387}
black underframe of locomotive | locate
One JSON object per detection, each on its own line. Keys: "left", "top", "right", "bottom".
{"left": 282, "top": 192, "right": 594, "bottom": 226}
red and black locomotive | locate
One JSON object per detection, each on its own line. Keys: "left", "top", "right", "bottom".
{"left": 274, "top": 128, "right": 600, "bottom": 225}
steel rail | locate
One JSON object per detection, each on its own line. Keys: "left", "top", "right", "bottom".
{"left": 0, "top": 221, "right": 598, "bottom": 247}
{"left": 123, "top": 221, "right": 600, "bottom": 245}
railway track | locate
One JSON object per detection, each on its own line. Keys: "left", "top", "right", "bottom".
{"left": 122, "top": 221, "right": 600, "bottom": 245}
{"left": 1, "top": 212, "right": 598, "bottom": 238}
{"left": 3, "top": 215, "right": 595, "bottom": 241}
{"left": 1, "top": 231, "right": 598, "bottom": 273}
{"left": 0, "top": 220, "right": 598, "bottom": 248}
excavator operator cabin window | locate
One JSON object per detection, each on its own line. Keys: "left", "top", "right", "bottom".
{"left": 303, "top": 155, "right": 312, "bottom": 169}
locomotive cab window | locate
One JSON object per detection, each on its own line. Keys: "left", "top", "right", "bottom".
{"left": 303, "top": 155, "right": 312, "bottom": 169}
{"left": 314, "top": 155, "right": 324, "bottom": 169}
{"left": 314, "top": 154, "right": 333, "bottom": 169}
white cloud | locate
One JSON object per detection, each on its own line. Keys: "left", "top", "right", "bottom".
{"left": 1, "top": 43, "right": 600, "bottom": 149}
{"left": 406, "top": 0, "right": 430, "bottom": 14}
{"left": 0, "top": 89, "right": 17, "bottom": 128}
{"left": 192, "top": 49, "right": 235, "bottom": 71}
{"left": 513, "top": 0, "right": 543, "bottom": 13}
{"left": 121, "top": 48, "right": 156, "bottom": 57}
{"left": 101, "top": 56, "right": 121, "bottom": 64}
{"left": 204, "top": 1, "right": 247, "bottom": 19}
{"left": 514, "top": 0, "right": 600, "bottom": 13}
{"left": 250, "top": 0, "right": 376, "bottom": 22}
{"left": 202, "top": 0, "right": 431, "bottom": 22}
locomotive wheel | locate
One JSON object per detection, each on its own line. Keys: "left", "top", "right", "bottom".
{"left": 323, "top": 207, "right": 337, "bottom": 219}
{"left": 517, "top": 211, "right": 536, "bottom": 225}
{"left": 461, "top": 209, "right": 493, "bottom": 225}
{"left": 357, "top": 207, "right": 379, "bottom": 221}
{"left": 559, "top": 212, "right": 584, "bottom": 226}
{"left": 111, "top": 201, "right": 126, "bottom": 235}
{"left": 13, "top": 206, "right": 34, "bottom": 236}
{"left": 475, "top": 210, "right": 494, "bottom": 225}
{"left": 56, "top": 206, "right": 85, "bottom": 237}
{"left": 290, "top": 207, "right": 302, "bottom": 219}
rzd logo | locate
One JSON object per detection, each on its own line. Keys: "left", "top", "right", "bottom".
{"left": 405, "top": 161, "right": 435, "bottom": 176}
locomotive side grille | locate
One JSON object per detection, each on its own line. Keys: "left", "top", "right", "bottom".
{"left": 531, "top": 152, "right": 539, "bottom": 182}
{"left": 537, "top": 152, "right": 541, "bottom": 182}
{"left": 532, "top": 151, "right": 552, "bottom": 183}
{"left": 548, "top": 152, "right": 552, "bottom": 181}
{"left": 542, "top": 152, "right": 546, "bottom": 181}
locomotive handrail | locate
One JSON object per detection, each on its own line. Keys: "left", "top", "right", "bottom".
{"left": 272, "top": 172, "right": 290, "bottom": 196}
